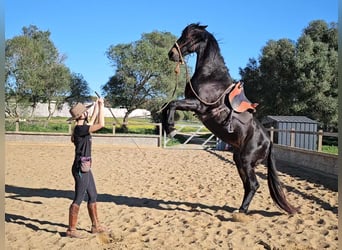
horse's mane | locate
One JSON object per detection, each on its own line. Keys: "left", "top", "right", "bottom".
{"left": 190, "top": 24, "right": 229, "bottom": 79}
{"left": 187, "top": 23, "right": 221, "bottom": 55}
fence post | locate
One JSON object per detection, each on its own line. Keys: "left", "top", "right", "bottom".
{"left": 112, "top": 123, "right": 116, "bottom": 135}
{"left": 68, "top": 122, "right": 72, "bottom": 134}
{"left": 290, "top": 128, "right": 295, "bottom": 147}
{"left": 15, "top": 119, "right": 19, "bottom": 132}
{"left": 163, "top": 130, "right": 167, "bottom": 148}
{"left": 158, "top": 123, "right": 162, "bottom": 147}
{"left": 269, "top": 126, "right": 274, "bottom": 142}
{"left": 317, "top": 129, "right": 323, "bottom": 152}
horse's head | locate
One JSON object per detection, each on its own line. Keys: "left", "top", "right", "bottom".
{"left": 168, "top": 23, "right": 208, "bottom": 63}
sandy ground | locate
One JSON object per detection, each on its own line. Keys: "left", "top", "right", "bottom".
{"left": 5, "top": 141, "right": 338, "bottom": 249}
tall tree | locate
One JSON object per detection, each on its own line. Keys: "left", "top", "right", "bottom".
{"left": 5, "top": 25, "right": 71, "bottom": 119}
{"left": 6, "top": 32, "right": 42, "bottom": 117}
{"left": 240, "top": 20, "right": 337, "bottom": 130}
{"left": 241, "top": 39, "right": 297, "bottom": 119}
{"left": 103, "top": 31, "right": 187, "bottom": 125}
{"left": 43, "top": 63, "right": 71, "bottom": 120}
{"left": 295, "top": 20, "right": 338, "bottom": 130}
{"left": 66, "top": 72, "right": 92, "bottom": 106}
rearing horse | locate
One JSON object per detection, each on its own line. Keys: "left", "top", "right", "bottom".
{"left": 162, "top": 23, "right": 297, "bottom": 214}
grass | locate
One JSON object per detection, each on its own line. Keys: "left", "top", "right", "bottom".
{"left": 5, "top": 118, "right": 70, "bottom": 133}
{"left": 321, "top": 145, "right": 338, "bottom": 155}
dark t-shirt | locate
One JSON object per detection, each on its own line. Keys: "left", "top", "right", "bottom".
{"left": 73, "top": 125, "right": 92, "bottom": 162}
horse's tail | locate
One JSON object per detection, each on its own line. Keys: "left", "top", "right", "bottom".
{"left": 267, "top": 142, "right": 298, "bottom": 214}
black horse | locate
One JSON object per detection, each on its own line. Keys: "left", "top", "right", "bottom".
{"left": 162, "top": 23, "right": 298, "bottom": 214}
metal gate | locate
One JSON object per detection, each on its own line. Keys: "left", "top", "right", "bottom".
{"left": 163, "top": 124, "right": 217, "bottom": 149}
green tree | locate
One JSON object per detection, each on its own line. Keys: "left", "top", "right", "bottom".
{"left": 240, "top": 20, "right": 337, "bottom": 130}
{"left": 103, "top": 31, "right": 187, "bottom": 126}
{"left": 66, "top": 72, "right": 92, "bottom": 106}
{"left": 5, "top": 25, "right": 71, "bottom": 119}
{"left": 295, "top": 20, "right": 338, "bottom": 130}
{"left": 43, "top": 63, "right": 71, "bottom": 120}
{"left": 6, "top": 33, "right": 41, "bottom": 117}
{"left": 241, "top": 39, "right": 298, "bottom": 119}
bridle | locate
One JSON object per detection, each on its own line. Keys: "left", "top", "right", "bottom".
{"left": 174, "top": 42, "right": 185, "bottom": 65}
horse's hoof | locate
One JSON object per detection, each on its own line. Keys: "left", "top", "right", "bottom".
{"left": 232, "top": 212, "right": 251, "bottom": 222}
{"left": 234, "top": 208, "right": 248, "bottom": 214}
{"left": 168, "top": 130, "right": 177, "bottom": 138}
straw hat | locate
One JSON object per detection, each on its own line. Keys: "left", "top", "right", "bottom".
{"left": 67, "top": 102, "right": 93, "bottom": 121}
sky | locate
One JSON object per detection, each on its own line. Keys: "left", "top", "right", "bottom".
{"left": 5, "top": 0, "right": 338, "bottom": 95}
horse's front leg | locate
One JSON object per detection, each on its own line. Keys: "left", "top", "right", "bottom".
{"left": 161, "top": 98, "right": 205, "bottom": 136}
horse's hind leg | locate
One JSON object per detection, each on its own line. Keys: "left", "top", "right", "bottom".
{"left": 233, "top": 151, "right": 259, "bottom": 213}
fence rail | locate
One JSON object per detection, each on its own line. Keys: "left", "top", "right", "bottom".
{"left": 267, "top": 126, "right": 338, "bottom": 152}
{"left": 7, "top": 120, "right": 338, "bottom": 153}
{"left": 163, "top": 124, "right": 216, "bottom": 149}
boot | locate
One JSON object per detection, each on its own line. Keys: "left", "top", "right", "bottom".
{"left": 87, "top": 202, "right": 108, "bottom": 233}
{"left": 66, "top": 203, "right": 84, "bottom": 238}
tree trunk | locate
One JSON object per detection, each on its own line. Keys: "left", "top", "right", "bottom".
{"left": 47, "top": 101, "right": 54, "bottom": 121}
{"left": 121, "top": 111, "right": 131, "bottom": 132}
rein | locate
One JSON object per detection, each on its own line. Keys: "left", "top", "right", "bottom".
{"left": 174, "top": 42, "right": 234, "bottom": 107}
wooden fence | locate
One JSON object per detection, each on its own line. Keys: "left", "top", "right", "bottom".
{"left": 9, "top": 120, "right": 338, "bottom": 153}
{"left": 267, "top": 126, "right": 338, "bottom": 152}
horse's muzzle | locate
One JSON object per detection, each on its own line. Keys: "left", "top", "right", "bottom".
{"left": 168, "top": 47, "right": 180, "bottom": 62}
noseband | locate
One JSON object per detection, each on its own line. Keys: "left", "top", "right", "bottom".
{"left": 174, "top": 42, "right": 185, "bottom": 65}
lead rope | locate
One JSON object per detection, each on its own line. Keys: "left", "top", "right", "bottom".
{"left": 95, "top": 91, "right": 153, "bottom": 165}
{"left": 156, "top": 44, "right": 184, "bottom": 113}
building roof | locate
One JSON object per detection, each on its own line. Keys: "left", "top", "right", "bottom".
{"left": 262, "top": 115, "right": 318, "bottom": 124}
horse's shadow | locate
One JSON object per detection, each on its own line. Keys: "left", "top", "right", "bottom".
{"left": 204, "top": 148, "right": 338, "bottom": 215}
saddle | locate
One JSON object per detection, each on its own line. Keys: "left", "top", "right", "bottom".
{"left": 224, "top": 81, "right": 258, "bottom": 132}
{"left": 227, "top": 81, "right": 258, "bottom": 113}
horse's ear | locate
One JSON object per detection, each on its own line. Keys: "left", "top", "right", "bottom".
{"left": 199, "top": 25, "right": 208, "bottom": 30}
